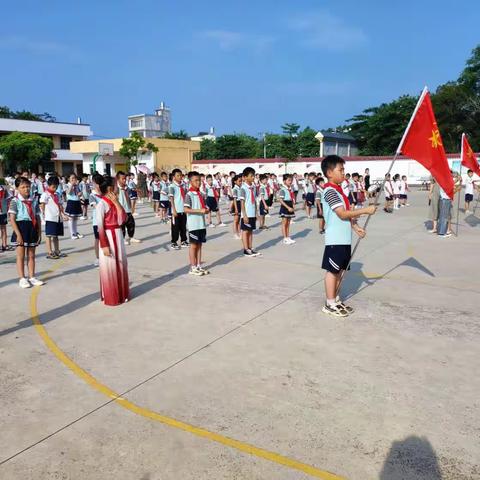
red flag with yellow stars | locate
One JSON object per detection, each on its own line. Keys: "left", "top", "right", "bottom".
{"left": 397, "top": 87, "right": 454, "bottom": 199}
{"left": 461, "top": 133, "right": 480, "bottom": 176}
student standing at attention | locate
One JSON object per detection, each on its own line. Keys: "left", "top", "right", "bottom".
{"left": 168, "top": 168, "right": 189, "bottom": 250}
{"left": 320, "top": 155, "right": 376, "bottom": 317}
{"left": 184, "top": 171, "right": 210, "bottom": 276}
{"left": 239, "top": 167, "right": 261, "bottom": 257}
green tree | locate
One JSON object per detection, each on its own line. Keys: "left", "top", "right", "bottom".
{"left": 280, "top": 123, "right": 300, "bottom": 164}
{"left": 297, "top": 126, "right": 320, "bottom": 157}
{"left": 119, "top": 132, "right": 159, "bottom": 172}
{"left": 164, "top": 130, "right": 190, "bottom": 140}
{"left": 0, "top": 132, "right": 53, "bottom": 173}
{"left": 194, "top": 138, "right": 218, "bottom": 160}
{"left": 215, "top": 134, "right": 259, "bottom": 159}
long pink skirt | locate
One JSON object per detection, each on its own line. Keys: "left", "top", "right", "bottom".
{"left": 99, "top": 228, "right": 130, "bottom": 306}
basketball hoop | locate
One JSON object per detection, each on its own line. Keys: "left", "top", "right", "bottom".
{"left": 93, "top": 142, "right": 114, "bottom": 173}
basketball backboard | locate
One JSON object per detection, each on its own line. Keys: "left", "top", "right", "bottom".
{"left": 99, "top": 142, "right": 114, "bottom": 156}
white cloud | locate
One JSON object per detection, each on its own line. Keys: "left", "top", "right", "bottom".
{"left": 200, "top": 30, "right": 275, "bottom": 53}
{"left": 0, "top": 35, "right": 67, "bottom": 55}
{"left": 288, "top": 11, "right": 368, "bottom": 51}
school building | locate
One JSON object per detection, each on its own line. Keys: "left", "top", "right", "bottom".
{"left": 192, "top": 154, "right": 477, "bottom": 184}
{"left": 0, "top": 117, "right": 93, "bottom": 176}
{"left": 70, "top": 138, "right": 201, "bottom": 176}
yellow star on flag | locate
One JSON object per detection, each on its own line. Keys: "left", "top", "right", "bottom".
{"left": 429, "top": 129, "right": 442, "bottom": 148}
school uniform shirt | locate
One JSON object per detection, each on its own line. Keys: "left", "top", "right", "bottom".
{"left": 66, "top": 184, "right": 81, "bottom": 201}
{"left": 160, "top": 180, "right": 169, "bottom": 201}
{"left": 89, "top": 193, "right": 102, "bottom": 226}
{"left": 321, "top": 187, "right": 352, "bottom": 246}
{"left": 152, "top": 180, "right": 161, "bottom": 193}
{"left": 205, "top": 184, "right": 217, "bottom": 198}
{"left": 117, "top": 185, "right": 132, "bottom": 214}
{"left": 315, "top": 188, "right": 324, "bottom": 202}
{"left": 341, "top": 180, "right": 350, "bottom": 197}
{"left": 465, "top": 177, "right": 475, "bottom": 195}
{"left": 128, "top": 179, "right": 137, "bottom": 190}
{"left": 8, "top": 194, "right": 41, "bottom": 222}
{"left": 184, "top": 190, "right": 207, "bottom": 231}
{"left": 292, "top": 178, "right": 299, "bottom": 192}
{"left": 384, "top": 181, "right": 394, "bottom": 197}
{"left": 40, "top": 191, "right": 62, "bottom": 222}
{"left": 239, "top": 183, "right": 257, "bottom": 218}
{"left": 278, "top": 186, "right": 295, "bottom": 202}
{"left": 306, "top": 181, "right": 315, "bottom": 194}
{"left": 0, "top": 186, "right": 11, "bottom": 214}
{"left": 168, "top": 181, "right": 186, "bottom": 213}
{"left": 232, "top": 185, "right": 241, "bottom": 199}
{"left": 259, "top": 184, "right": 269, "bottom": 200}
{"left": 399, "top": 181, "right": 407, "bottom": 195}
{"left": 393, "top": 180, "right": 401, "bottom": 195}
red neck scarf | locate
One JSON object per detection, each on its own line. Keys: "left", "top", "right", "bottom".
{"left": 246, "top": 184, "right": 255, "bottom": 203}
{"left": 189, "top": 187, "right": 206, "bottom": 209}
{"left": 0, "top": 189, "right": 4, "bottom": 213}
{"left": 287, "top": 187, "right": 294, "bottom": 201}
{"left": 48, "top": 190, "right": 60, "bottom": 208}
{"left": 174, "top": 181, "right": 185, "bottom": 200}
{"left": 17, "top": 194, "right": 37, "bottom": 227}
{"left": 324, "top": 182, "right": 350, "bottom": 210}
{"left": 266, "top": 185, "right": 271, "bottom": 196}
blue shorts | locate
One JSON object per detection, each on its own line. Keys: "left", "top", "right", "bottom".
{"left": 45, "top": 221, "right": 64, "bottom": 237}
{"left": 241, "top": 217, "right": 257, "bottom": 232}
{"left": 322, "top": 245, "right": 351, "bottom": 273}
{"left": 465, "top": 193, "right": 473, "bottom": 203}
{"left": 188, "top": 229, "right": 207, "bottom": 244}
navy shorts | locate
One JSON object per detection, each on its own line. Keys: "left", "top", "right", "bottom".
{"left": 188, "top": 229, "right": 207, "bottom": 244}
{"left": 93, "top": 225, "right": 99, "bottom": 240}
{"left": 306, "top": 192, "right": 315, "bottom": 206}
{"left": 45, "top": 221, "right": 64, "bottom": 237}
{"left": 65, "top": 200, "right": 82, "bottom": 217}
{"left": 129, "top": 190, "right": 138, "bottom": 199}
{"left": 153, "top": 191, "right": 160, "bottom": 202}
{"left": 0, "top": 213, "right": 7, "bottom": 226}
{"left": 11, "top": 220, "right": 39, "bottom": 247}
{"left": 259, "top": 202, "right": 269, "bottom": 216}
{"left": 159, "top": 200, "right": 170, "bottom": 209}
{"left": 206, "top": 197, "right": 218, "bottom": 212}
{"left": 400, "top": 194, "right": 407, "bottom": 199}
{"left": 241, "top": 217, "right": 257, "bottom": 232}
{"left": 465, "top": 193, "right": 473, "bottom": 202}
{"left": 322, "top": 245, "right": 351, "bottom": 274}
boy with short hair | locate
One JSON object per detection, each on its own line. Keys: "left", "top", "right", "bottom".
{"left": 321, "top": 155, "right": 376, "bottom": 317}
{"left": 79, "top": 173, "right": 90, "bottom": 219}
{"left": 40, "top": 175, "right": 68, "bottom": 259}
{"left": 168, "top": 168, "right": 188, "bottom": 250}
{"left": 239, "top": 167, "right": 261, "bottom": 257}
{"left": 258, "top": 174, "right": 270, "bottom": 230}
{"left": 464, "top": 169, "right": 478, "bottom": 213}
{"left": 305, "top": 172, "right": 316, "bottom": 218}
{"left": 184, "top": 171, "right": 210, "bottom": 276}
{"left": 383, "top": 173, "right": 394, "bottom": 213}
{"left": 0, "top": 180, "right": 13, "bottom": 251}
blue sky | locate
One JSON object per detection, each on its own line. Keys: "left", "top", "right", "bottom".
{"left": 1, "top": 0, "right": 478, "bottom": 138}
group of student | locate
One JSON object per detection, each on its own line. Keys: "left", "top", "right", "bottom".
{"left": 1, "top": 155, "right": 380, "bottom": 316}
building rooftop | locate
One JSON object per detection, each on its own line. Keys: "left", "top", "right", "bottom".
{"left": 320, "top": 130, "right": 357, "bottom": 142}
{"left": 0, "top": 117, "right": 93, "bottom": 137}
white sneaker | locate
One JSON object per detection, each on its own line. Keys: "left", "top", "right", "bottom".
{"left": 234, "top": 234, "right": 241, "bottom": 240}
{"left": 124, "top": 239, "right": 130, "bottom": 245}
{"left": 132, "top": 212, "right": 139, "bottom": 217}
{"left": 93, "top": 260, "right": 99, "bottom": 267}
{"left": 208, "top": 223, "right": 216, "bottom": 228}
{"left": 288, "top": 237, "right": 296, "bottom": 244}
{"left": 130, "top": 237, "right": 142, "bottom": 243}
{"left": 80, "top": 216, "right": 87, "bottom": 220}
{"left": 19, "top": 277, "right": 31, "bottom": 289}
{"left": 76, "top": 233, "right": 84, "bottom": 238}
{"left": 189, "top": 266, "right": 204, "bottom": 276}
{"left": 29, "top": 277, "right": 45, "bottom": 286}
{"left": 218, "top": 223, "right": 226, "bottom": 227}
{"left": 71, "top": 235, "right": 78, "bottom": 240}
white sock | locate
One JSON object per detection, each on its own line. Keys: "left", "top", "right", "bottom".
{"left": 327, "top": 298, "right": 337, "bottom": 306}
{"left": 69, "top": 218, "right": 78, "bottom": 235}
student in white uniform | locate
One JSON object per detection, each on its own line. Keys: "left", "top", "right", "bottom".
{"left": 464, "top": 169, "right": 478, "bottom": 213}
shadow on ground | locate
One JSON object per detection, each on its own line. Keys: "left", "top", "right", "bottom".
{"left": 379, "top": 436, "right": 442, "bottom": 479}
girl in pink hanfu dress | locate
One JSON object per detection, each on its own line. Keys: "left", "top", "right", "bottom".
{"left": 96, "top": 176, "right": 129, "bottom": 306}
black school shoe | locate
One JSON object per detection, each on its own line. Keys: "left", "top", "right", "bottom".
{"left": 181, "top": 241, "right": 190, "bottom": 248}
{"left": 171, "top": 243, "right": 181, "bottom": 250}
{"left": 244, "top": 249, "right": 255, "bottom": 257}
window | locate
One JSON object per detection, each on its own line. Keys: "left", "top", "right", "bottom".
{"left": 130, "top": 119, "right": 144, "bottom": 129}
{"left": 60, "top": 136, "right": 72, "bottom": 150}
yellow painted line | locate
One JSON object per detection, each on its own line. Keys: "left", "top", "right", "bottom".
{"left": 29, "top": 261, "right": 345, "bottom": 480}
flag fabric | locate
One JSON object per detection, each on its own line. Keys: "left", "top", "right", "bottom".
{"left": 397, "top": 87, "right": 454, "bottom": 199}
{"left": 461, "top": 133, "right": 480, "bottom": 176}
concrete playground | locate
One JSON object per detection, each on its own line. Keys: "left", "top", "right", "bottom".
{"left": 0, "top": 190, "right": 479, "bottom": 480}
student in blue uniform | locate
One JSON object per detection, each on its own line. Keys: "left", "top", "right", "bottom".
{"left": 315, "top": 176, "right": 325, "bottom": 234}
{"left": 205, "top": 174, "right": 226, "bottom": 228}
{"left": 184, "top": 171, "right": 210, "bottom": 276}
{"left": 116, "top": 171, "right": 141, "bottom": 245}
{"left": 159, "top": 171, "right": 170, "bottom": 223}
{"left": 65, "top": 173, "right": 84, "bottom": 239}
{"left": 278, "top": 174, "right": 296, "bottom": 244}
{"left": 168, "top": 168, "right": 188, "bottom": 250}
{"left": 8, "top": 177, "right": 44, "bottom": 288}
{"left": 127, "top": 173, "right": 138, "bottom": 216}
{"left": 230, "top": 175, "right": 243, "bottom": 239}
{"left": 258, "top": 174, "right": 270, "bottom": 230}
{"left": 239, "top": 167, "right": 261, "bottom": 257}
{"left": 320, "top": 155, "right": 376, "bottom": 317}
{"left": 0, "top": 181, "right": 13, "bottom": 251}
{"left": 40, "top": 175, "right": 67, "bottom": 259}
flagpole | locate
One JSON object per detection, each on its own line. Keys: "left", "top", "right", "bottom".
{"left": 336, "top": 87, "right": 429, "bottom": 297}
